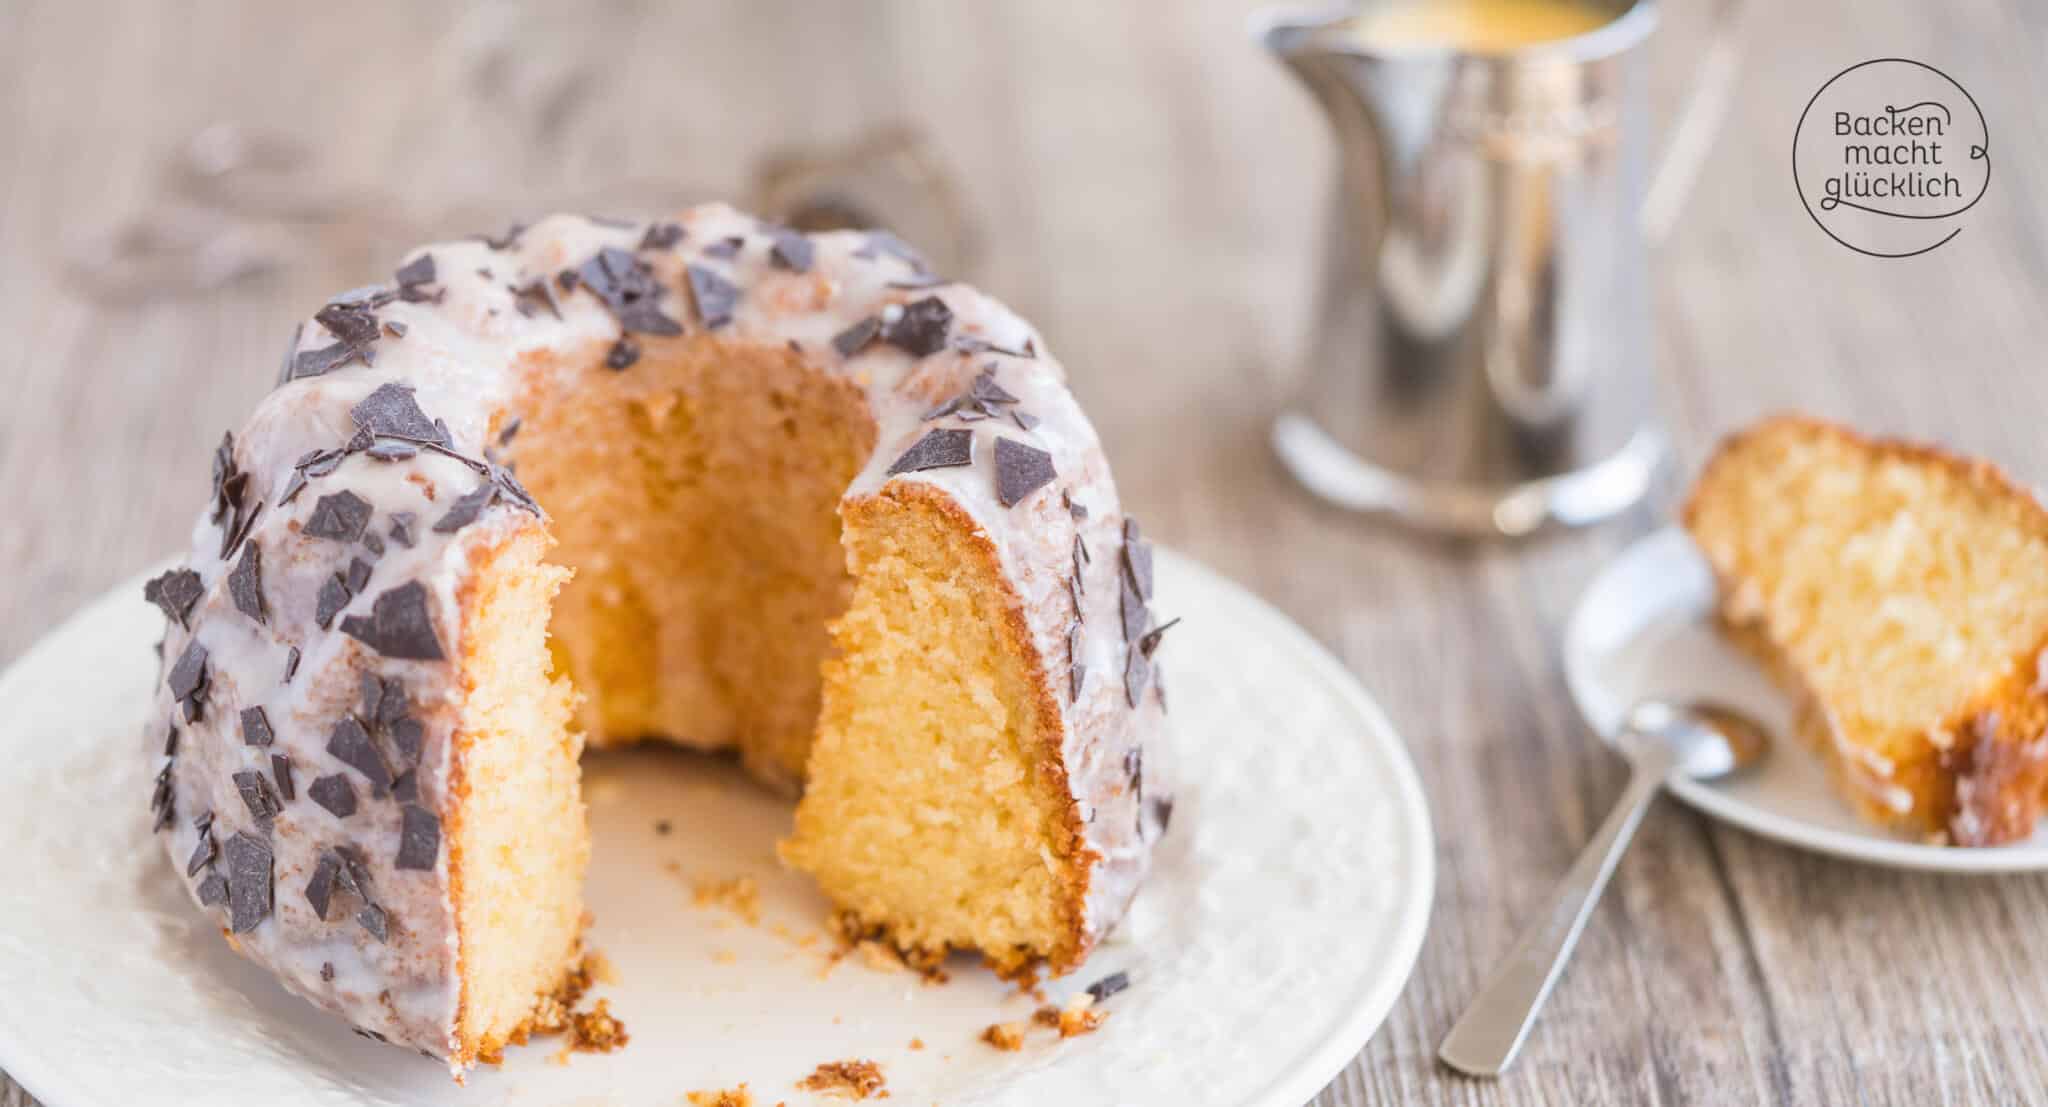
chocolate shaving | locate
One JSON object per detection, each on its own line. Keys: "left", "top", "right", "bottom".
{"left": 766, "top": 225, "right": 814, "bottom": 272}
{"left": 309, "top": 774, "right": 358, "bottom": 819}
{"left": 314, "top": 573, "right": 351, "bottom": 629}
{"left": 382, "top": 320, "right": 407, "bottom": 339}
{"left": 167, "top": 640, "right": 209, "bottom": 717}
{"left": 1139, "top": 617, "right": 1180, "bottom": 658}
{"left": 886, "top": 273, "right": 951, "bottom": 290}
{"left": 305, "top": 491, "right": 372, "bottom": 542}
{"left": 1011, "top": 409, "right": 1040, "bottom": 431}
{"left": 433, "top": 479, "right": 497, "bottom": 533}
{"left": 233, "top": 769, "right": 280, "bottom": 822}
{"left": 339, "top": 581, "right": 444, "bottom": 661}
{"left": 196, "top": 872, "right": 229, "bottom": 907}
{"left": 143, "top": 568, "right": 204, "bottom": 628}
{"left": 854, "top": 229, "right": 929, "bottom": 271}
{"left": 1153, "top": 796, "right": 1174, "bottom": 831}
{"left": 480, "top": 223, "right": 526, "bottom": 251}
{"left": 394, "top": 253, "right": 437, "bottom": 291}
{"left": 883, "top": 296, "right": 953, "bottom": 357}
{"left": 1123, "top": 648, "right": 1150, "bottom": 708}
{"left": 357, "top": 903, "right": 390, "bottom": 943}
{"left": 272, "top": 754, "right": 295, "bottom": 801}
{"left": 573, "top": 245, "right": 682, "bottom": 336}
{"left": 346, "top": 557, "right": 373, "bottom": 594}
{"left": 362, "top": 530, "right": 385, "bottom": 557}
{"left": 164, "top": 725, "right": 179, "bottom": 757}
{"left": 396, "top": 804, "right": 440, "bottom": 870}
{"left": 390, "top": 717, "right": 425, "bottom": 764}
{"left": 1120, "top": 518, "right": 1154, "bottom": 601}
{"left": 186, "top": 830, "right": 215, "bottom": 877}
{"left": 364, "top": 440, "right": 418, "bottom": 462}
{"left": 702, "top": 235, "right": 744, "bottom": 259}
{"left": 305, "top": 852, "right": 341, "bottom": 919}
{"left": 1068, "top": 624, "right": 1086, "bottom": 703}
{"left": 1063, "top": 490, "right": 1087, "bottom": 520}
{"left": 151, "top": 764, "right": 174, "bottom": 831}
{"left": 832, "top": 316, "right": 881, "bottom": 358}
{"left": 687, "top": 264, "right": 740, "bottom": 329}
{"left": 392, "top": 769, "right": 418, "bottom": 802}
{"left": 1085, "top": 971, "right": 1130, "bottom": 1003}
{"left": 993, "top": 437, "right": 1056, "bottom": 507}
{"left": 1119, "top": 571, "right": 1148, "bottom": 644}
{"left": 951, "top": 333, "right": 1038, "bottom": 359}
{"left": 497, "top": 418, "right": 521, "bottom": 446}
{"left": 240, "top": 705, "right": 274, "bottom": 747}
{"left": 388, "top": 512, "right": 417, "bottom": 549}
{"left": 640, "top": 222, "right": 684, "bottom": 251}
{"left": 277, "top": 322, "right": 305, "bottom": 385}
{"left": 326, "top": 715, "right": 392, "bottom": 794}
{"left": 887, "top": 428, "right": 974, "bottom": 475}
{"left": 227, "top": 544, "right": 266, "bottom": 624}
{"left": 224, "top": 831, "right": 273, "bottom": 933}
{"left": 350, "top": 382, "right": 449, "bottom": 446}
{"left": 320, "top": 961, "right": 334, "bottom": 982}
{"left": 283, "top": 646, "right": 301, "bottom": 684}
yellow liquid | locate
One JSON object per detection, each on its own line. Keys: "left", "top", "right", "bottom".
{"left": 1350, "top": 0, "right": 1617, "bottom": 53}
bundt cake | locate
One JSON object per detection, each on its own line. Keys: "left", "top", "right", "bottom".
{"left": 141, "top": 205, "right": 1175, "bottom": 1073}
{"left": 1684, "top": 415, "right": 2048, "bottom": 845}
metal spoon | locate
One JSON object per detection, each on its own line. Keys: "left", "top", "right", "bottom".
{"left": 1438, "top": 700, "right": 1771, "bottom": 1077}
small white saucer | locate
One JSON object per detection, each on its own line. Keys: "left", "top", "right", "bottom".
{"left": 1564, "top": 526, "right": 2048, "bottom": 873}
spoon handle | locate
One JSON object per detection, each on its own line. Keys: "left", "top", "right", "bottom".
{"left": 1438, "top": 742, "right": 1677, "bottom": 1077}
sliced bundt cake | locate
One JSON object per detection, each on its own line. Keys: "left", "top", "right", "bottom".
{"left": 141, "top": 205, "right": 1175, "bottom": 1072}
{"left": 1684, "top": 415, "right": 2048, "bottom": 845}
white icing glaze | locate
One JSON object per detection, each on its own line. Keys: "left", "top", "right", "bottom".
{"left": 146, "top": 205, "right": 1171, "bottom": 1067}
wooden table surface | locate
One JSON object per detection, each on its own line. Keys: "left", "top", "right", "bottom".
{"left": 6, "top": 1, "right": 2048, "bottom": 1103}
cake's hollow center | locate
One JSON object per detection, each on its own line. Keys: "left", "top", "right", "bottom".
{"left": 507, "top": 337, "right": 877, "bottom": 788}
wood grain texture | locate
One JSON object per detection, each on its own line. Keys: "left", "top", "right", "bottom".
{"left": 4, "top": 0, "right": 2046, "bottom": 1103}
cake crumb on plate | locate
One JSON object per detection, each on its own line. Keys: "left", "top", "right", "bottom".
{"left": 797, "top": 1059, "right": 887, "bottom": 1099}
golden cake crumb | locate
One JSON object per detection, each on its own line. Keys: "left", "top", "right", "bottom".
{"left": 1052, "top": 993, "right": 1107, "bottom": 1039}
{"left": 908, "top": 1037, "right": 924, "bottom": 1051}
{"left": 567, "top": 998, "right": 629, "bottom": 1053}
{"left": 797, "top": 1059, "right": 888, "bottom": 1099}
{"left": 980, "top": 1023, "right": 1026, "bottom": 1052}
{"left": 693, "top": 875, "right": 763, "bottom": 925}
{"left": 686, "top": 1085, "right": 756, "bottom": 1107}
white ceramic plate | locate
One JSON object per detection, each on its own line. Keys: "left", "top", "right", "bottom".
{"left": 1565, "top": 526, "right": 2048, "bottom": 873}
{"left": 0, "top": 548, "right": 1433, "bottom": 1107}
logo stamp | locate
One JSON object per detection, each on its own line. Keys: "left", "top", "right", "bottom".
{"left": 1793, "top": 59, "right": 1990, "bottom": 257}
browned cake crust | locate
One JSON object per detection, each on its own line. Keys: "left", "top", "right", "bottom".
{"left": 1683, "top": 414, "right": 2048, "bottom": 846}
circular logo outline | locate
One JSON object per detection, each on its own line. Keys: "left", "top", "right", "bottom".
{"left": 1792, "top": 57, "right": 1991, "bottom": 259}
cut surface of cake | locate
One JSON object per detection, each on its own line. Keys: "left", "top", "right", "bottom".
{"left": 140, "top": 205, "right": 1174, "bottom": 1073}
{"left": 1683, "top": 415, "right": 2048, "bottom": 845}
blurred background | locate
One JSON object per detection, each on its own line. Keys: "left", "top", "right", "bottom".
{"left": 6, "top": 1, "right": 2048, "bottom": 1103}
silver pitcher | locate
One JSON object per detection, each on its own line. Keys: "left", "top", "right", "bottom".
{"left": 1260, "top": 1, "right": 1742, "bottom": 537}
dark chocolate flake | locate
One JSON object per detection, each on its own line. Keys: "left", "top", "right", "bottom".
{"left": 382, "top": 320, "right": 407, "bottom": 339}
{"left": 143, "top": 568, "right": 204, "bottom": 628}
{"left": 574, "top": 246, "right": 683, "bottom": 336}
{"left": 388, "top": 512, "right": 417, "bottom": 549}
{"left": 1121, "top": 519, "right": 1154, "bottom": 600}
{"left": 1063, "top": 489, "right": 1087, "bottom": 520}
{"left": 394, "top": 254, "right": 436, "bottom": 289}
{"left": 196, "top": 872, "right": 229, "bottom": 907}
{"left": 993, "top": 437, "right": 1056, "bottom": 507}
{"left": 686, "top": 264, "right": 740, "bottom": 329}
{"left": 346, "top": 556, "right": 373, "bottom": 594}
{"left": 1085, "top": 971, "right": 1130, "bottom": 1003}
{"left": 305, "top": 852, "right": 340, "bottom": 919}
{"left": 309, "top": 774, "right": 358, "bottom": 819}
{"left": 640, "top": 222, "right": 684, "bottom": 251}
{"left": 283, "top": 646, "right": 301, "bottom": 684}
{"left": 364, "top": 440, "right": 419, "bottom": 462}
{"left": 882, "top": 296, "right": 953, "bottom": 357}
{"left": 433, "top": 481, "right": 498, "bottom": 533}
{"left": 396, "top": 804, "right": 440, "bottom": 870}
{"left": 227, "top": 544, "right": 266, "bottom": 624}
{"left": 305, "top": 491, "right": 372, "bottom": 542}
{"left": 1123, "top": 647, "right": 1150, "bottom": 708}
{"left": 326, "top": 715, "right": 392, "bottom": 793}
{"left": 320, "top": 961, "right": 334, "bottom": 982}
{"left": 314, "top": 573, "right": 351, "bottom": 629}
{"left": 831, "top": 316, "right": 880, "bottom": 358}
{"left": 339, "top": 581, "right": 444, "bottom": 661}
{"left": 887, "top": 428, "right": 974, "bottom": 475}
{"left": 272, "top": 753, "right": 295, "bottom": 801}
{"left": 233, "top": 769, "right": 280, "bottom": 822}
{"left": 350, "top": 382, "right": 449, "bottom": 446}
{"left": 702, "top": 235, "right": 744, "bottom": 260}
{"left": 240, "top": 705, "right": 274, "bottom": 747}
{"left": 167, "top": 640, "right": 209, "bottom": 703}
{"left": 1139, "top": 617, "right": 1181, "bottom": 658}
{"left": 1119, "top": 571, "right": 1148, "bottom": 644}
{"left": 224, "top": 831, "right": 273, "bottom": 933}
{"left": 390, "top": 717, "right": 425, "bottom": 764}
{"left": 357, "top": 903, "right": 390, "bottom": 943}
{"left": 766, "top": 226, "right": 814, "bottom": 272}
{"left": 186, "top": 830, "right": 215, "bottom": 877}
{"left": 511, "top": 278, "right": 562, "bottom": 320}
{"left": 391, "top": 769, "right": 418, "bottom": 803}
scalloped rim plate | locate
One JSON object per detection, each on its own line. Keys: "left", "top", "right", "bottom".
{"left": 0, "top": 547, "right": 1433, "bottom": 1106}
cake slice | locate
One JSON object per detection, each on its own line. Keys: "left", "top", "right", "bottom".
{"left": 1683, "top": 415, "right": 2048, "bottom": 845}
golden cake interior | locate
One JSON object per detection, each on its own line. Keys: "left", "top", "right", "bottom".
{"left": 446, "top": 335, "right": 1086, "bottom": 1052}
{"left": 448, "top": 528, "right": 585, "bottom": 1064}
{"left": 780, "top": 486, "right": 1084, "bottom": 976}
{"left": 1684, "top": 417, "right": 2048, "bottom": 842}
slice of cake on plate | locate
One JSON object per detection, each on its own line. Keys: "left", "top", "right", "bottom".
{"left": 1684, "top": 415, "right": 2048, "bottom": 846}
